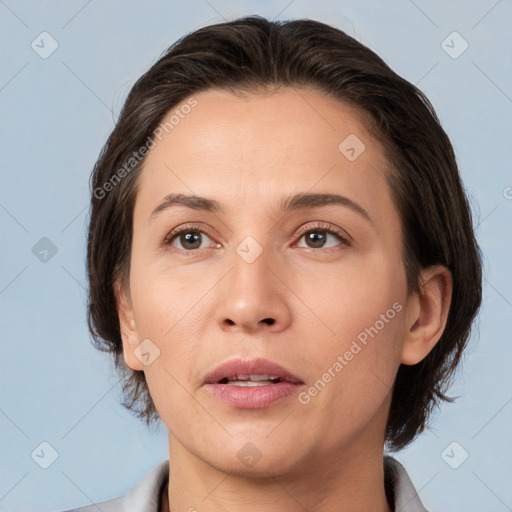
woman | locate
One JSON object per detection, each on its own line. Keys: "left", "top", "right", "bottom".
{"left": 65, "top": 15, "right": 482, "bottom": 512}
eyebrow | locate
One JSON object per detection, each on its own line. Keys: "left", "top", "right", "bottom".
{"left": 150, "top": 192, "right": 373, "bottom": 224}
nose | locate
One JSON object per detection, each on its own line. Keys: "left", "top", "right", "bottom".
{"left": 215, "top": 240, "right": 292, "bottom": 335}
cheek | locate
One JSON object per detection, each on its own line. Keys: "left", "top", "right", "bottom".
{"left": 133, "top": 290, "right": 208, "bottom": 437}
{"left": 294, "top": 249, "right": 407, "bottom": 344}
{"left": 298, "top": 256, "right": 407, "bottom": 409}
{"left": 129, "top": 260, "right": 208, "bottom": 339}
{"left": 128, "top": 265, "right": 214, "bottom": 373}
{"left": 307, "top": 296, "right": 405, "bottom": 397}
{"left": 297, "top": 302, "right": 405, "bottom": 449}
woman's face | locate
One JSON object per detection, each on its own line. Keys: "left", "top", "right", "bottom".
{"left": 119, "top": 86, "right": 414, "bottom": 475}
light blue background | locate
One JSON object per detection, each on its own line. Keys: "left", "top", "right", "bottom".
{"left": 1, "top": 1, "right": 511, "bottom": 511}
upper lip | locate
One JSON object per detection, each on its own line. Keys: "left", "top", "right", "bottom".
{"left": 204, "top": 357, "right": 304, "bottom": 385}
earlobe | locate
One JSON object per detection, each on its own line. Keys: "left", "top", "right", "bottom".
{"left": 401, "top": 265, "right": 453, "bottom": 365}
{"left": 114, "top": 280, "right": 144, "bottom": 372}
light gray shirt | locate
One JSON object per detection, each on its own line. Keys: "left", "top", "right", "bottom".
{"left": 62, "top": 455, "right": 427, "bottom": 512}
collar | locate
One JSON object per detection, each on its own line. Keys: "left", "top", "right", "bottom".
{"left": 384, "top": 455, "right": 428, "bottom": 511}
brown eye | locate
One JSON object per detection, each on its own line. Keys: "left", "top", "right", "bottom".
{"left": 296, "top": 227, "right": 348, "bottom": 249}
{"left": 178, "top": 231, "right": 203, "bottom": 250}
{"left": 164, "top": 229, "right": 213, "bottom": 251}
{"left": 303, "top": 231, "right": 328, "bottom": 248}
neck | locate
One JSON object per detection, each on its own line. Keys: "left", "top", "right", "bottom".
{"left": 165, "top": 426, "right": 392, "bottom": 512}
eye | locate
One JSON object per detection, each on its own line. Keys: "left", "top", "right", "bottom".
{"left": 162, "top": 222, "right": 350, "bottom": 252}
{"left": 163, "top": 225, "right": 217, "bottom": 251}
{"left": 295, "top": 223, "right": 350, "bottom": 250}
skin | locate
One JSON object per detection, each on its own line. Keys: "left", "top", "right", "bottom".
{"left": 116, "top": 86, "right": 452, "bottom": 512}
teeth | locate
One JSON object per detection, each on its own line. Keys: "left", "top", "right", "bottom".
{"left": 227, "top": 380, "right": 273, "bottom": 387}
{"left": 227, "top": 374, "right": 281, "bottom": 382}
{"left": 216, "top": 374, "right": 283, "bottom": 385}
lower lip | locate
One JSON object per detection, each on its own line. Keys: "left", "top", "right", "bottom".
{"left": 204, "top": 382, "right": 302, "bottom": 408}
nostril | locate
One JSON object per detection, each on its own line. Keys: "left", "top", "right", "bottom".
{"left": 261, "top": 318, "right": 275, "bottom": 325}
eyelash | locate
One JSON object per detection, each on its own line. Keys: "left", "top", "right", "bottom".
{"left": 162, "top": 222, "right": 351, "bottom": 252}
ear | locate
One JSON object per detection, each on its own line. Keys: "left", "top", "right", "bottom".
{"left": 401, "top": 265, "right": 453, "bottom": 365}
{"left": 114, "top": 279, "right": 144, "bottom": 371}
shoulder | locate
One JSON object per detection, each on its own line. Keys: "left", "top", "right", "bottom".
{"left": 384, "top": 455, "right": 429, "bottom": 512}
{"left": 57, "top": 460, "right": 169, "bottom": 512}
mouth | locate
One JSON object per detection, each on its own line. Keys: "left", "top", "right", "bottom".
{"left": 203, "top": 358, "right": 304, "bottom": 409}
{"left": 204, "top": 357, "right": 303, "bottom": 386}
{"left": 217, "top": 375, "right": 286, "bottom": 386}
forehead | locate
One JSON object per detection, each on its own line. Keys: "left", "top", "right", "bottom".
{"left": 135, "top": 86, "right": 396, "bottom": 224}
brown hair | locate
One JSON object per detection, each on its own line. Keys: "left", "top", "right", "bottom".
{"left": 87, "top": 15, "right": 482, "bottom": 450}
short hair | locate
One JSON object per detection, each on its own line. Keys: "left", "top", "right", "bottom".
{"left": 86, "top": 15, "right": 482, "bottom": 450}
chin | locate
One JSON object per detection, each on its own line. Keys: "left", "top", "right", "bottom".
{"left": 203, "top": 437, "right": 306, "bottom": 478}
